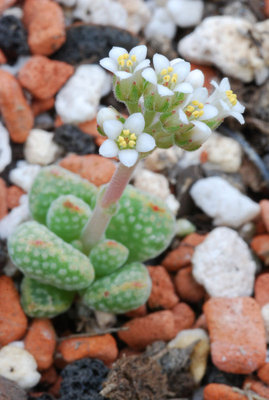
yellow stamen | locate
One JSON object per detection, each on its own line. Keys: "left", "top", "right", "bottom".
{"left": 163, "top": 75, "right": 171, "bottom": 82}
{"left": 168, "top": 66, "right": 173, "bottom": 73}
{"left": 199, "top": 110, "right": 204, "bottom": 117}
{"left": 225, "top": 90, "right": 233, "bottom": 96}
{"left": 130, "top": 133, "right": 137, "bottom": 140}
{"left": 129, "top": 140, "right": 135, "bottom": 148}
{"left": 161, "top": 69, "right": 168, "bottom": 75}
{"left": 122, "top": 129, "right": 130, "bottom": 136}
{"left": 121, "top": 142, "right": 127, "bottom": 148}
{"left": 192, "top": 100, "right": 199, "bottom": 106}
{"left": 119, "top": 60, "right": 125, "bottom": 67}
{"left": 131, "top": 55, "right": 136, "bottom": 62}
{"left": 186, "top": 105, "right": 195, "bottom": 112}
{"left": 126, "top": 60, "right": 133, "bottom": 67}
{"left": 192, "top": 111, "right": 200, "bottom": 118}
{"left": 198, "top": 103, "right": 204, "bottom": 109}
{"left": 123, "top": 53, "right": 129, "bottom": 59}
{"left": 171, "top": 73, "right": 178, "bottom": 83}
{"left": 118, "top": 55, "right": 124, "bottom": 62}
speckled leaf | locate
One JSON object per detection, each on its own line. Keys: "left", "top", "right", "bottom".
{"left": 8, "top": 221, "right": 95, "bottom": 291}
{"left": 106, "top": 185, "right": 176, "bottom": 262}
{"left": 89, "top": 239, "right": 129, "bottom": 278}
{"left": 81, "top": 262, "right": 151, "bottom": 314}
{"left": 21, "top": 277, "right": 74, "bottom": 318}
{"left": 47, "top": 194, "right": 91, "bottom": 242}
{"left": 29, "top": 166, "right": 97, "bottom": 224}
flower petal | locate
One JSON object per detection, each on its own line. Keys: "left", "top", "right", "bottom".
{"left": 114, "top": 71, "right": 132, "bottom": 80}
{"left": 191, "top": 121, "right": 212, "bottom": 142}
{"left": 192, "top": 87, "right": 208, "bottom": 103}
{"left": 103, "top": 119, "right": 123, "bottom": 139}
{"left": 153, "top": 53, "right": 170, "bottom": 74}
{"left": 171, "top": 58, "right": 184, "bottom": 65}
{"left": 219, "top": 77, "right": 230, "bottom": 91}
{"left": 186, "top": 69, "right": 205, "bottom": 88}
{"left": 134, "top": 59, "right": 150, "bottom": 73}
{"left": 99, "top": 57, "right": 117, "bottom": 73}
{"left": 174, "top": 82, "right": 193, "bottom": 94}
{"left": 124, "top": 113, "right": 145, "bottom": 134}
{"left": 230, "top": 111, "right": 245, "bottom": 124}
{"left": 97, "top": 107, "right": 117, "bottom": 126}
{"left": 157, "top": 84, "right": 174, "bottom": 96}
{"left": 142, "top": 68, "right": 157, "bottom": 84}
{"left": 173, "top": 61, "right": 191, "bottom": 81}
{"left": 233, "top": 101, "right": 245, "bottom": 113}
{"left": 109, "top": 47, "right": 127, "bottom": 62}
{"left": 210, "top": 80, "right": 219, "bottom": 89}
{"left": 136, "top": 133, "right": 156, "bottom": 152}
{"left": 199, "top": 105, "right": 218, "bottom": 120}
{"left": 99, "top": 139, "right": 119, "bottom": 158}
{"left": 118, "top": 149, "right": 138, "bottom": 167}
{"left": 219, "top": 99, "right": 230, "bottom": 111}
{"left": 179, "top": 109, "right": 189, "bottom": 124}
{"left": 130, "top": 45, "right": 147, "bottom": 63}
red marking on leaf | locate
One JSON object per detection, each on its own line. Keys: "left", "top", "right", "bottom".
{"left": 133, "top": 81, "right": 136, "bottom": 85}
{"left": 30, "top": 240, "right": 48, "bottom": 247}
{"left": 148, "top": 203, "right": 165, "bottom": 213}
{"left": 189, "top": 139, "right": 192, "bottom": 142}
{"left": 133, "top": 281, "right": 143, "bottom": 288}
{"left": 107, "top": 241, "right": 117, "bottom": 247}
{"left": 104, "top": 291, "right": 110, "bottom": 297}
{"left": 63, "top": 200, "right": 81, "bottom": 212}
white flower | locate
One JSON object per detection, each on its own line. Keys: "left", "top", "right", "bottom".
{"left": 178, "top": 87, "right": 218, "bottom": 128}
{"left": 209, "top": 78, "right": 245, "bottom": 124}
{"left": 97, "top": 107, "right": 119, "bottom": 127}
{"left": 142, "top": 53, "right": 193, "bottom": 96}
{"left": 100, "top": 45, "right": 150, "bottom": 80}
{"left": 99, "top": 113, "right": 156, "bottom": 167}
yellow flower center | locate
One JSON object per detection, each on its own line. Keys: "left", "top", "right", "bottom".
{"left": 117, "top": 129, "right": 137, "bottom": 150}
{"left": 160, "top": 66, "right": 178, "bottom": 88}
{"left": 185, "top": 100, "right": 204, "bottom": 119}
{"left": 117, "top": 53, "right": 137, "bottom": 71}
{"left": 225, "top": 90, "right": 237, "bottom": 106}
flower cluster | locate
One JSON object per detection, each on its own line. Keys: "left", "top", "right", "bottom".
{"left": 98, "top": 45, "right": 245, "bottom": 166}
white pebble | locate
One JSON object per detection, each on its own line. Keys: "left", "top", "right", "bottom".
{"left": 0, "top": 122, "right": 11, "bottom": 173}
{"left": 165, "top": 194, "right": 180, "bottom": 215}
{"left": 24, "top": 129, "right": 62, "bottom": 165}
{"left": 55, "top": 65, "right": 111, "bottom": 123}
{"left": 192, "top": 227, "right": 256, "bottom": 297}
{"left": 190, "top": 176, "right": 260, "bottom": 228}
{"left": 167, "top": 0, "right": 204, "bottom": 27}
{"left": 0, "top": 343, "right": 40, "bottom": 389}
{"left": 262, "top": 304, "right": 269, "bottom": 344}
{"left": 144, "top": 7, "right": 176, "bottom": 40}
{"left": 133, "top": 169, "right": 170, "bottom": 200}
{"left": 9, "top": 161, "right": 41, "bottom": 192}
{"left": 3, "top": 7, "right": 23, "bottom": 19}
{"left": 0, "top": 195, "right": 30, "bottom": 239}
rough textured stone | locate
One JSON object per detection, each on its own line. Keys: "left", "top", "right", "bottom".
{"left": 162, "top": 243, "right": 194, "bottom": 272}
{"left": 258, "top": 362, "right": 269, "bottom": 385}
{"left": 0, "top": 70, "right": 33, "bottom": 143}
{"left": 193, "top": 227, "right": 256, "bottom": 298}
{"left": 0, "top": 15, "right": 29, "bottom": 61}
{"left": 53, "top": 124, "right": 97, "bottom": 155}
{"left": 204, "top": 297, "right": 266, "bottom": 374}
{"left": 147, "top": 265, "right": 179, "bottom": 309}
{"left": 18, "top": 56, "right": 74, "bottom": 100}
{"left": 255, "top": 273, "right": 269, "bottom": 307}
{"left": 0, "top": 376, "right": 27, "bottom": 400}
{"left": 190, "top": 177, "right": 260, "bottom": 228}
{"left": 171, "top": 302, "right": 195, "bottom": 335}
{"left": 251, "top": 234, "right": 269, "bottom": 266}
{"left": 204, "top": 384, "right": 247, "bottom": 400}
{"left": 260, "top": 199, "right": 269, "bottom": 232}
{"left": 24, "top": 129, "right": 62, "bottom": 165}
{"left": 167, "top": 0, "right": 204, "bottom": 28}
{"left": 0, "top": 0, "right": 17, "bottom": 13}
{"left": 174, "top": 266, "right": 205, "bottom": 303}
{"left": 0, "top": 178, "right": 8, "bottom": 220}
{"left": 6, "top": 186, "right": 25, "bottom": 209}
{"left": 32, "top": 98, "right": 55, "bottom": 116}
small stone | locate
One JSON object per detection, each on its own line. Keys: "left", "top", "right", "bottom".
{"left": 18, "top": 56, "right": 74, "bottom": 100}
{"left": 144, "top": 147, "right": 183, "bottom": 172}
{"left": 57, "top": 334, "right": 118, "bottom": 365}
{"left": 144, "top": 7, "right": 176, "bottom": 40}
{"left": 193, "top": 227, "right": 256, "bottom": 298}
{"left": 175, "top": 266, "right": 206, "bottom": 303}
{"left": 0, "top": 70, "right": 33, "bottom": 143}
{"left": 53, "top": 124, "right": 97, "bottom": 155}
{"left": 118, "top": 310, "right": 176, "bottom": 350}
{"left": 117, "top": 0, "right": 151, "bottom": 34}
{"left": 147, "top": 265, "right": 179, "bottom": 310}
{"left": 243, "top": 377, "right": 269, "bottom": 399}
{"left": 261, "top": 303, "right": 269, "bottom": 343}
{"left": 202, "top": 132, "right": 243, "bottom": 173}
{"left": 55, "top": 65, "right": 111, "bottom": 124}
{"left": 0, "top": 0, "right": 17, "bottom": 13}
{"left": 0, "top": 15, "right": 29, "bottom": 61}
{"left": 167, "top": 0, "right": 204, "bottom": 28}
{"left": 260, "top": 200, "right": 269, "bottom": 232}
{"left": 175, "top": 219, "right": 196, "bottom": 237}
{"left": 79, "top": 118, "right": 106, "bottom": 146}
{"left": 255, "top": 273, "right": 269, "bottom": 307}
{"left": 60, "top": 154, "right": 116, "bottom": 186}
{"left": 162, "top": 243, "right": 194, "bottom": 272}
{"left": 178, "top": 16, "right": 267, "bottom": 84}
{"left": 2, "top": 6, "right": 23, "bottom": 19}
{"left": 125, "top": 304, "right": 147, "bottom": 318}
{"left": 182, "top": 232, "right": 207, "bottom": 247}
{"left": 168, "top": 328, "right": 210, "bottom": 383}
{"left": 0, "top": 343, "right": 40, "bottom": 389}
{"left": 258, "top": 362, "right": 269, "bottom": 385}
{"left": 0, "top": 123, "right": 12, "bottom": 173}
{"left": 1, "top": 55, "right": 30, "bottom": 75}
{"left": 204, "top": 384, "right": 247, "bottom": 400}
{"left": 0, "top": 376, "right": 27, "bottom": 400}
{"left": 24, "top": 319, "right": 56, "bottom": 371}
{"left": 204, "top": 297, "right": 266, "bottom": 374}
{"left": 251, "top": 235, "right": 269, "bottom": 266}
{"left": 23, "top": 0, "right": 66, "bottom": 56}
{"left": 7, "top": 186, "right": 25, "bottom": 209}
{"left": 0, "top": 194, "right": 30, "bottom": 239}
{"left": 9, "top": 160, "right": 41, "bottom": 192}
{"left": 190, "top": 177, "right": 260, "bottom": 228}
{"left": 134, "top": 169, "right": 171, "bottom": 200}
{"left": 24, "top": 129, "right": 63, "bottom": 165}
{"left": 0, "top": 276, "right": 28, "bottom": 346}
{"left": 171, "top": 303, "right": 196, "bottom": 335}
{"left": 0, "top": 178, "right": 8, "bottom": 220}
{"left": 32, "top": 98, "right": 55, "bottom": 116}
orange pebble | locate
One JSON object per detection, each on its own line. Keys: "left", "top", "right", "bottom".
{"left": 204, "top": 297, "right": 266, "bottom": 374}
{"left": 6, "top": 185, "right": 25, "bottom": 209}
{"left": 258, "top": 362, "right": 269, "bottom": 385}
{"left": 162, "top": 244, "right": 194, "bottom": 272}
{"left": 0, "top": 276, "right": 28, "bottom": 346}
{"left": 255, "top": 273, "right": 269, "bottom": 307}
{"left": 193, "top": 313, "right": 208, "bottom": 330}
{"left": 79, "top": 119, "right": 106, "bottom": 146}
{"left": 244, "top": 377, "right": 269, "bottom": 398}
{"left": 0, "top": 70, "right": 33, "bottom": 143}
{"left": 0, "top": 178, "right": 7, "bottom": 219}
{"left": 24, "top": 319, "right": 56, "bottom": 370}
{"left": 190, "top": 63, "right": 219, "bottom": 92}
{"left": 32, "top": 97, "right": 55, "bottom": 116}
{"left": 125, "top": 304, "right": 147, "bottom": 318}
{"left": 260, "top": 200, "right": 269, "bottom": 233}
{"left": 147, "top": 265, "right": 179, "bottom": 309}
{"left": 174, "top": 266, "right": 205, "bottom": 303}
{"left": 171, "top": 302, "right": 195, "bottom": 335}
{"left": 23, "top": 0, "right": 66, "bottom": 56}
{"left": 204, "top": 384, "right": 247, "bottom": 400}
{"left": 251, "top": 235, "right": 269, "bottom": 265}
{"left": 182, "top": 232, "right": 207, "bottom": 247}
{"left": 265, "top": 0, "right": 269, "bottom": 17}
{"left": 0, "top": 49, "right": 7, "bottom": 64}
{"left": 18, "top": 56, "right": 74, "bottom": 100}
{"left": 40, "top": 366, "right": 58, "bottom": 386}
{"left": 0, "top": 0, "right": 16, "bottom": 13}
{"left": 118, "top": 310, "right": 175, "bottom": 350}
{"left": 60, "top": 154, "right": 116, "bottom": 187}
{"left": 58, "top": 334, "right": 118, "bottom": 365}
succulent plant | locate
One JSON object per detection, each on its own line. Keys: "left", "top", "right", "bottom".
{"left": 81, "top": 262, "right": 151, "bottom": 313}
{"left": 21, "top": 277, "right": 74, "bottom": 318}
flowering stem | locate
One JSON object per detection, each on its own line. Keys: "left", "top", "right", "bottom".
{"left": 81, "top": 162, "right": 137, "bottom": 253}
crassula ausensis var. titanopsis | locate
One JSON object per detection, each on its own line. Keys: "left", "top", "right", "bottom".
{"left": 8, "top": 45, "right": 244, "bottom": 318}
